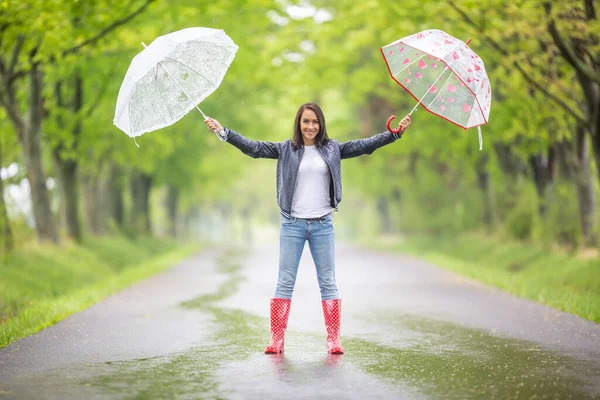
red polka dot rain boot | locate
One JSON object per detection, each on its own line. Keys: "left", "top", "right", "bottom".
{"left": 322, "top": 299, "right": 344, "bottom": 354}
{"left": 264, "top": 298, "right": 292, "bottom": 354}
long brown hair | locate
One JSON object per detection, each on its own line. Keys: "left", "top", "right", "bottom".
{"left": 292, "top": 102, "right": 330, "bottom": 149}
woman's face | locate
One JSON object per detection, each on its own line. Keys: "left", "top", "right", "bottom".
{"left": 300, "top": 108, "right": 320, "bottom": 146}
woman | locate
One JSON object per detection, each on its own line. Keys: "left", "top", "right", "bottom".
{"left": 205, "top": 103, "right": 410, "bottom": 355}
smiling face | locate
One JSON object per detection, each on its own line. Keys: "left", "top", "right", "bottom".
{"left": 300, "top": 108, "right": 320, "bottom": 146}
{"left": 292, "top": 102, "right": 329, "bottom": 148}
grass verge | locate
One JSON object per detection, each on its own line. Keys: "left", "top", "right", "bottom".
{"left": 366, "top": 233, "right": 600, "bottom": 324}
{"left": 0, "top": 236, "right": 202, "bottom": 347}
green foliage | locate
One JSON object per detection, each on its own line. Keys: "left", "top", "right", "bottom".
{"left": 542, "top": 183, "right": 583, "bottom": 248}
{"left": 504, "top": 184, "right": 540, "bottom": 241}
{"left": 382, "top": 165, "right": 482, "bottom": 236}
{"left": 0, "top": 111, "right": 18, "bottom": 166}
{"left": 0, "top": 0, "right": 598, "bottom": 252}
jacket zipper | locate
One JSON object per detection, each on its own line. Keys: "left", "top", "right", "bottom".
{"left": 287, "top": 146, "right": 303, "bottom": 217}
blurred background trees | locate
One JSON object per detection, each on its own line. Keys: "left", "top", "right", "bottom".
{"left": 1, "top": 0, "right": 599, "bottom": 256}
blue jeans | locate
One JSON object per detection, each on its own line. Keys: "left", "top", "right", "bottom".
{"left": 274, "top": 214, "right": 339, "bottom": 300}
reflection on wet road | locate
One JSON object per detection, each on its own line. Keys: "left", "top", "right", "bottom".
{"left": 1, "top": 246, "right": 599, "bottom": 399}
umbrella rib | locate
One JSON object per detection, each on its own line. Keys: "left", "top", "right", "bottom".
{"left": 163, "top": 56, "right": 218, "bottom": 87}
{"left": 408, "top": 69, "right": 448, "bottom": 115}
{"left": 426, "top": 70, "right": 454, "bottom": 109}
{"left": 158, "top": 61, "right": 208, "bottom": 119}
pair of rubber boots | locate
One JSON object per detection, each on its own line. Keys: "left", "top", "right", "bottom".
{"left": 264, "top": 298, "right": 344, "bottom": 355}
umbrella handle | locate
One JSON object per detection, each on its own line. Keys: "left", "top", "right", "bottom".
{"left": 387, "top": 115, "right": 402, "bottom": 134}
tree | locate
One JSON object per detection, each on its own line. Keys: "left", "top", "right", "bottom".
{"left": 0, "top": 0, "right": 154, "bottom": 243}
{"left": 0, "top": 114, "right": 15, "bottom": 253}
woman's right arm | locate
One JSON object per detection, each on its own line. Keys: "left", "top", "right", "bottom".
{"left": 205, "top": 117, "right": 280, "bottom": 159}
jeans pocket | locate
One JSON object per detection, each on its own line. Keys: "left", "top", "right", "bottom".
{"left": 281, "top": 215, "right": 296, "bottom": 226}
{"left": 318, "top": 215, "right": 333, "bottom": 227}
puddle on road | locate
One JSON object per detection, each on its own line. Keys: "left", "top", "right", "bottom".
{"left": 0, "top": 250, "right": 249, "bottom": 400}
{"left": 5, "top": 249, "right": 599, "bottom": 399}
{"left": 346, "top": 312, "right": 600, "bottom": 399}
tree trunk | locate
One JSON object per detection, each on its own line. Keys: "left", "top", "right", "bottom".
{"left": 82, "top": 162, "right": 112, "bottom": 236}
{"left": 573, "top": 126, "right": 597, "bottom": 246}
{"left": 23, "top": 63, "right": 59, "bottom": 243}
{"left": 83, "top": 171, "right": 101, "bottom": 235}
{"left": 130, "top": 171, "right": 153, "bottom": 235}
{"left": 96, "top": 167, "right": 111, "bottom": 235}
{"left": 0, "top": 137, "right": 14, "bottom": 252}
{"left": 476, "top": 154, "right": 495, "bottom": 230}
{"left": 555, "top": 141, "right": 576, "bottom": 181}
{"left": 494, "top": 142, "right": 525, "bottom": 183}
{"left": 587, "top": 79, "right": 600, "bottom": 184}
{"left": 2, "top": 50, "right": 59, "bottom": 244}
{"left": 166, "top": 184, "right": 179, "bottom": 238}
{"left": 591, "top": 123, "right": 600, "bottom": 182}
{"left": 573, "top": 75, "right": 598, "bottom": 243}
{"left": 53, "top": 157, "right": 81, "bottom": 242}
{"left": 360, "top": 95, "right": 395, "bottom": 137}
{"left": 51, "top": 70, "right": 84, "bottom": 242}
{"left": 493, "top": 142, "right": 525, "bottom": 219}
{"left": 107, "top": 165, "right": 124, "bottom": 228}
{"left": 528, "top": 146, "right": 555, "bottom": 217}
{"left": 557, "top": 6, "right": 600, "bottom": 191}
{"left": 408, "top": 152, "right": 419, "bottom": 177}
{"left": 376, "top": 194, "right": 393, "bottom": 234}
{"left": 0, "top": 176, "right": 13, "bottom": 253}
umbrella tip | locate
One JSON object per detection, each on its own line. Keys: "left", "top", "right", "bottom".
{"left": 466, "top": 38, "right": 472, "bottom": 46}
{"left": 141, "top": 42, "right": 147, "bottom": 48}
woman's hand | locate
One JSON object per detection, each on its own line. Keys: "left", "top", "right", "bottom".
{"left": 204, "top": 117, "right": 223, "bottom": 133}
{"left": 397, "top": 115, "right": 411, "bottom": 134}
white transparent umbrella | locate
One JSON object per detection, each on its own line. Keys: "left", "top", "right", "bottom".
{"left": 113, "top": 27, "right": 238, "bottom": 146}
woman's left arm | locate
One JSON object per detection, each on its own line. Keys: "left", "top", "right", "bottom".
{"left": 339, "top": 115, "right": 410, "bottom": 159}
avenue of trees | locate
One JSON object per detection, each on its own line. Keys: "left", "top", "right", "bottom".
{"left": 0, "top": 0, "right": 599, "bottom": 255}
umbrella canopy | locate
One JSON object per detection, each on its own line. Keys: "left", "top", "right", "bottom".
{"left": 114, "top": 27, "right": 238, "bottom": 143}
{"left": 381, "top": 29, "right": 492, "bottom": 149}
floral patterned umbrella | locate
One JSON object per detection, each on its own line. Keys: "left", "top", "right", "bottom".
{"left": 380, "top": 29, "right": 492, "bottom": 149}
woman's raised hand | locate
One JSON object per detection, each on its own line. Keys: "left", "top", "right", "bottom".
{"left": 397, "top": 115, "right": 411, "bottom": 134}
{"left": 204, "top": 117, "right": 223, "bottom": 133}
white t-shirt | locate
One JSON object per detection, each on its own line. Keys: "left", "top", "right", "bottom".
{"left": 291, "top": 145, "right": 332, "bottom": 218}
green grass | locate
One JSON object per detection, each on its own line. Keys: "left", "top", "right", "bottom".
{"left": 0, "top": 235, "right": 202, "bottom": 347}
{"left": 367, "top": 233, "right": 600, "bottom": 323}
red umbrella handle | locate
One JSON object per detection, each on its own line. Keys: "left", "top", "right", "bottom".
{"left": 387, "top": 115, "right": 402, "bottom": 134}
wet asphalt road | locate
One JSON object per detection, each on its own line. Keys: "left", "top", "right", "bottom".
{"left": 1, "top": 242, "right": 599, "bottom": 399}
